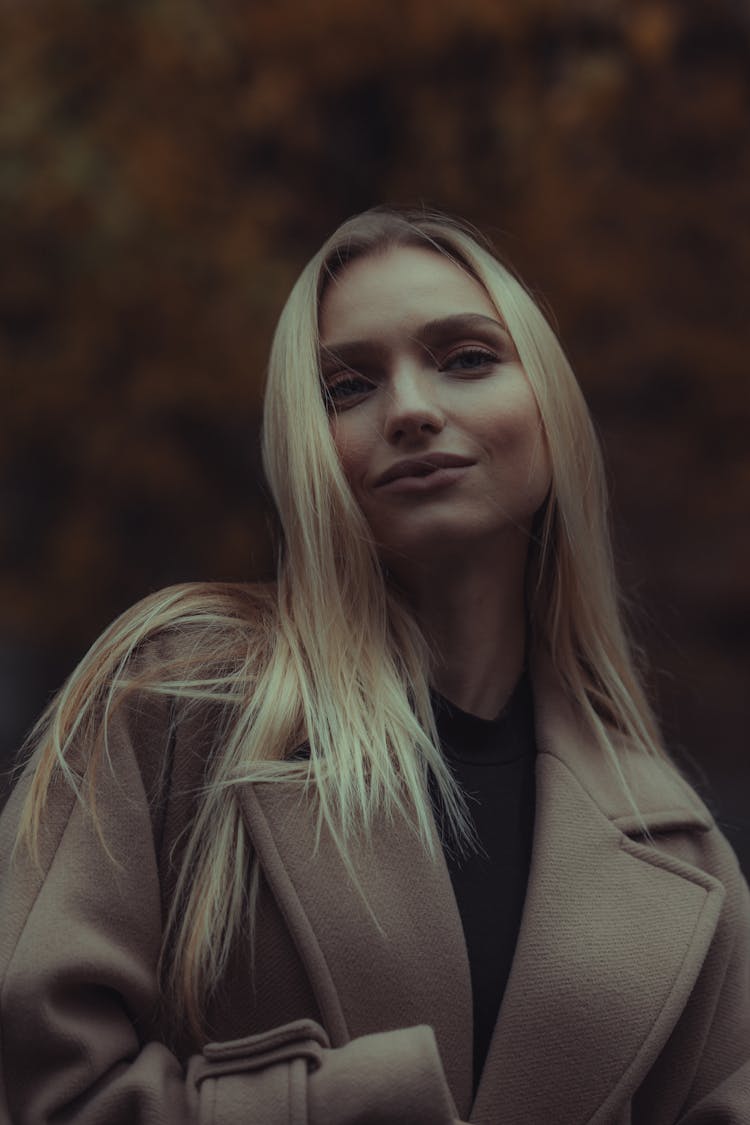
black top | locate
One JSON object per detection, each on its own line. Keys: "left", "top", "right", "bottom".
{"left": 428, "top": 671, "right": 537, "bottom": 1099}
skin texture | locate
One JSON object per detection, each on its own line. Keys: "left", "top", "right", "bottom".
{"left": 319, "top": 246, "right": 551, "bottom": 719}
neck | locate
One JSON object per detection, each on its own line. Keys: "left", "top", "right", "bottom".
{"left": 390, "top": 536, "right": 529, "bottom": 721}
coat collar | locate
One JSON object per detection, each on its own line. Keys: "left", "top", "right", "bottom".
{"left": 529, "top": 649, "right": 715, "bottom": 835}
{"left": 236, "top": 653, "right": 724, "bottom": 1124}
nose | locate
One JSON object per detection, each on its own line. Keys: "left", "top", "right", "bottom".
{"left": 381, "top": 364, "right": 446, "bottom": 442}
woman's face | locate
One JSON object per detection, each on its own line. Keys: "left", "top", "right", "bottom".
{"left": 318, "top": 245, "right": 551, "bottom": 576}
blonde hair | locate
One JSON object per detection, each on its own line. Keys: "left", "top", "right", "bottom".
{"left": 13, "top": 205, "right": 672, "bottom": 1045}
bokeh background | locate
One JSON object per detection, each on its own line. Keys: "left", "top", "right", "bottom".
{"left": 1, "top": 0, "right": 748, "bottom": 872}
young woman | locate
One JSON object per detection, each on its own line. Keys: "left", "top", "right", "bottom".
{"left": 1, "top": 207, "right": 748, "bottom": 1125}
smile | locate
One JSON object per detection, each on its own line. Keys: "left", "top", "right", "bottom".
{"left": 377, "top": 465, "right": 472, "bottom": 494}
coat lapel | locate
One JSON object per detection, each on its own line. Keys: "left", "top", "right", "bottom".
{"left": 238, "top": 777, "right": 475, "bottom": 1118}
{"left": 237, "top": 654, "right": 725, "bottom": 1125}
{"left": 469, "top": 657, "right": 724, "bottom": 1124}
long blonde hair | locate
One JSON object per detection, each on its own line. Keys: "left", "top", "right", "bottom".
{"left": 13, "top": 206, "right": 671, "bottom": 1044}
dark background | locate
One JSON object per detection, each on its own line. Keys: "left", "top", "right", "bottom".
{"left": 1, "top": 0, "right": 748, "bottom": 873}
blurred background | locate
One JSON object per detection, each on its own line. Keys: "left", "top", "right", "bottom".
{"left": 1, "top": 0, "right": 748, "bottom": 872}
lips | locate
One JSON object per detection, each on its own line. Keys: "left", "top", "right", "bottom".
{"left": 375, "top": 453, "right": 475, "bottom": 487}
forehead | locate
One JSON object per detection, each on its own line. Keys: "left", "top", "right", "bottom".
{"left": 318, "top": 245, "right": 499, "bottom": 343}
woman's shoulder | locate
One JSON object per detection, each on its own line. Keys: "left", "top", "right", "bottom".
{"left": 95, "top": 579, "right": 280, "bottom": 765}
{"left": 7, "top": 582, "right": 280, "bottom": 815}
{"left": 92, "top": 580, "right": 280, "bottom": 685}
{"left": 114, "top": 579, "right": 278, "bottom": 645}
{"left": 2, "top": 582, "right": 282, "bottom": 885}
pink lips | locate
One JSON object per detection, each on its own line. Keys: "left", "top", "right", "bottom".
{"left": 375, "top": 453, "right": 475, "bottom": 487}
{"left": 377, "top": 464, "right": 473, "bottom": 494}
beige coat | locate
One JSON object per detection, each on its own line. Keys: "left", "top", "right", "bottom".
{"left": 0, "top": 648, "right": 748, "bottom": 1125}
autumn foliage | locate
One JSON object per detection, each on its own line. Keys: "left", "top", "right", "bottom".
{"left": 0, "top": 0, "right": 748, "bottom": 829}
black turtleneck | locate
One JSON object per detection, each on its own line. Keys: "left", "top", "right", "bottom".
{"left": 427, "top": 671, "right": 537, "bottom": 1099}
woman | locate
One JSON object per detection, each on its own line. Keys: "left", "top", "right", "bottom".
{"left": 1, "top": 207, "right": 748, "bottom": 1125}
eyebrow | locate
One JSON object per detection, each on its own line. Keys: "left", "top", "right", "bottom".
{"left": 318, "top": 313, "right": 510, "bottom": 374}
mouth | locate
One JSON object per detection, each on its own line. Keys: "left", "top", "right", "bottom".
{"left": 375, "top": 455, "right": 476, "bottom": 487}
{"left": 376, "top": 464, "right": 473, "bottom": 494}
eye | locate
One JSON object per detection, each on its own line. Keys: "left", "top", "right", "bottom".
{"left": 322, "top": 373, "right": 372, "bottom": 409}
{"left": 442, "top": 345, "right": 498, "bottom": 372}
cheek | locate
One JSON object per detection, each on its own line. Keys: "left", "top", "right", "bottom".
{"left": 490, "top": 404, "right": 551, "bottom": 487}
{"left": 487, "top": 402, "right": 542, "bottom": 452}
{"left": 330, "top": 419, "right": 369, "bottom": 488}
{"left": 520, "top": 415, "right": 552, "bottom": 498}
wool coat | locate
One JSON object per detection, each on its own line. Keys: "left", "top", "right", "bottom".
{"left": 0, "top": 644, "right": 748, "bottom": 1125}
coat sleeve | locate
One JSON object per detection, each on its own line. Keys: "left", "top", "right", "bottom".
{"left": 0, "top": 694, "right": 460, "bottom": 1125}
